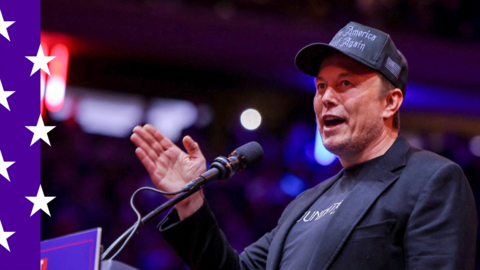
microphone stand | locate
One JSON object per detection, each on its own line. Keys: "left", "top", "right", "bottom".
{"left": 101, "top": 151, "right": 253, "bottom": 260}
{"left": 101, "top": 177, "right": 205, "bottom": 261}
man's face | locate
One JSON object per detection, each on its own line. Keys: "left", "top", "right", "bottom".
{"left": 314, "top": 54, "right": 386, "bottom": 158}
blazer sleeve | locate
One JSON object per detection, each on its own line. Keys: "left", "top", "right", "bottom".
{"left": 158, "top": 190, "right": 306, "bottom": 270}
{"left": 404, "top": 162, "right": 477, "bottom": 269}
{"left": 158, "top": 200, "right": 280, "bottom": 270}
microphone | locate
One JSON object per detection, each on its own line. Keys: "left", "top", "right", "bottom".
{"left": 182, "top": 141, "right": 264, "bottom": 190}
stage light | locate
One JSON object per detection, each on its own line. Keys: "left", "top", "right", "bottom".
{"left": 146, "top": 98, "right": 198, "bottom": 142}
{"left": 469, "top": 136, "right": 480, "bottom": 157}
{"left": 45, "top": 44, "right": 69, "bottom": 112}
{"left": 76, "top": 91, "right": 144, "bottom": 138}
{"left": 45, "top": 76, "right": 65, "bottom": 112}
{"left": 314, "top": 127, "right": 336, "bottom": 165}
{"left": 240, "top": 109, "right": 261, "bottom": 130}
{"left": 280, "top": 174, "right": 306, "bottom": 197}
{"left": 40, "top": 42, "right": 48, "bottom": 115}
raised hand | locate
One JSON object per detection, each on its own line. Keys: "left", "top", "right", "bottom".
{"left": 130, "top": 124, "right": 206, "bottom": 219}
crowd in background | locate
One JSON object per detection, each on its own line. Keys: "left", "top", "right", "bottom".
{"left": 151, "top": 0, "right": 480, "bottom": 40}
{"left": 41, "top": 117, "right": 480, "bottom": 269}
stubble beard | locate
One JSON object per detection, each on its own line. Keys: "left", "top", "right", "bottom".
{"left": 322, "top": 117, "right": 383, "bottom": 159}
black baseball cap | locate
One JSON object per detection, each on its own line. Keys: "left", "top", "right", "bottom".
{"left": 295, "top": 21, "right": 408, "bottom": 94}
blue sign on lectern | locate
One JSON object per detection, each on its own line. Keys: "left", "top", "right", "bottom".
{"left": 41, "top": 228, "right": 102, "bottom": 270}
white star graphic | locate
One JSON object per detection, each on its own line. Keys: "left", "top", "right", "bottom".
{"left": 0, "top": 10, "right": 15, "bottom": 41}
{"left": 0, "top": 151, "right": 14, "bottom": 182}
{"left": 0, "top": 220, "right": 15, "bottom": 252}
{"left": 26, "top": 185, "right": 55, "bottom": 217}
{"left": 26, "top": 115, "right": 55, "bottom": 146}
{"left": 25, "top": 45, "right": 55, "bottom": 76}
{"left": 0, "top": 79, "right": 15, "bottom": 111}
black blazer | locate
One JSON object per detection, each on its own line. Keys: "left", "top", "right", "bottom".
{"left": 160, "top": 137, "right": 477, "bottom": 270}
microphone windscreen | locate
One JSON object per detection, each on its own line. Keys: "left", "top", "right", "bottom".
{"left": 231, "top": 141, "right": 264, "bottom": 169}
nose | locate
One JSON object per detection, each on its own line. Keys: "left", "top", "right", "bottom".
{"left": 321, "top": 87, "right": 338, "bottom": 108}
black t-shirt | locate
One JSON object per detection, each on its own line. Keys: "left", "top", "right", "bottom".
{"left": 280, "top": 156, "right": 382, "bottom": 270}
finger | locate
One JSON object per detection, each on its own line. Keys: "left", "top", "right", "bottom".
{"left": 131, "top": 133, "right": 160, "bottom": 163}
{"left": 144, "top": 124, "right": 176, "bottom": 152}
{"left": 182, "top": 135, "right": 202, "bottom": 159}
{"left": 135, "top": 147, "right": 157, "bottom": 173}
{"left": 132, "top": 125, "right": 165, "bottom": 155}
{"left": 130, "top": 132, "right": 148, "bottom": 149}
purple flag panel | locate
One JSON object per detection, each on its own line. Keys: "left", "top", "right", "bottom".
{"left": 0, "top": 0, "right": 41, "bottom": 269}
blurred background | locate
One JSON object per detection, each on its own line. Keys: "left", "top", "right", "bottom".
{"left": 40, "top": 0, "right": 480, "bottom": 269}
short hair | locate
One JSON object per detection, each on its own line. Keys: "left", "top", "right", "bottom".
{"left": 378, "top": 74, "right": 400, "bottom": 129}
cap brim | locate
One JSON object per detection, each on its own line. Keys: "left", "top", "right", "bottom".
{"left": 295, "top": 43, "right": 345, "bottom": 77}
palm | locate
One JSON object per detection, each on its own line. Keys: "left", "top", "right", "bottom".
{"left": 151, "top": 146, "right": 205, "bottom": 192}
{"left": 130, "top": 125, "right": 206, "bottom": 194}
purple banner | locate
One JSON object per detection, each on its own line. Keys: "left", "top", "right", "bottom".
{"left": 0, "top": 0, "right": 41, "bottom": 269}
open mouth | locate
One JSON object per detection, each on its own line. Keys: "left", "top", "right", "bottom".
{"left": 323, "top": 116, "right": 346, "bottom": 128}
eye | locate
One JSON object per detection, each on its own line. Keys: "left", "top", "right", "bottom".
{"left": 341, "top": 80, "right": 352, "bottom": 87}
{"left": 317, "top": 83, "right": 327, "bottom": 90}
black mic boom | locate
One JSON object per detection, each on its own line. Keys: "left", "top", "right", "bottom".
{"left": 183, "top": 141, "right": 264, "bottom": 190}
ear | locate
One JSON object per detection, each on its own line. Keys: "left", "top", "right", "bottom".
{"left": 382, "top": 88, "right": 403, "bottom": 119}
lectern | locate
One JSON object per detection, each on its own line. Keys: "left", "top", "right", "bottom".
{"left": 41, "top": 228, "right": 138, "bottom": 270}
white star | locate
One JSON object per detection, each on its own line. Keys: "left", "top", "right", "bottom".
{"left": 0, "top": 79, "right": 14, "bottom": 111}
{"left": 0, "top": 220, "right": 15, "bottom": 252}
{"left": 26, "top": 185, "right": 55, "bottom": 217}
{"left": 0, "top": 151, "right": 14, "bottom": 182}
{"left": 0, "top": 10, "right": 15, "bottom": 41}
{"left": 25, "top": 45, "right": 55, "bottom": 76}
{"left": 26, "top": 115, "right": 55, "bottom": 146}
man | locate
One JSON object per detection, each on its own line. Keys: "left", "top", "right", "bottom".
{"left": 130, "top": 22, "right": 477, "bottom": 269}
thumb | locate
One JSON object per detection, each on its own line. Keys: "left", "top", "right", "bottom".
{"left": 183, "top": 135, "right": 202, "bottom": 159}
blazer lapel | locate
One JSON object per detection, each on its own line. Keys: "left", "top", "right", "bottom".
{"left": 265, "top": 172, "right": 343, "bottom": 270}
{"left": 307, "top": 136, "right": 411, "bottom": 270}
{"left": 307, "top": 167, "right": 399, "bottom": 270}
